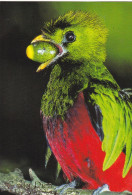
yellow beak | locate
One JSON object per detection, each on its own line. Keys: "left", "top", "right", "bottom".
{"left": 31, "top": 35, "right": 51, "bottom": 43}
{"left": 36, "top": 60, "right": 53, "bottom": 72}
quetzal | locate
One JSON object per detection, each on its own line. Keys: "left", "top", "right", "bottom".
{"left": 26, "top": 11, "right": 132, "bottom": 192}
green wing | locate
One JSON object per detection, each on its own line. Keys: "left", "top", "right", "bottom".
{"left": 90, "top": 86, "right": 132, "bottom": 177}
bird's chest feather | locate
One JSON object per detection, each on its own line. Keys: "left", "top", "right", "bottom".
{"left": 42, "top": 92, "right": 132, "bottom": 191}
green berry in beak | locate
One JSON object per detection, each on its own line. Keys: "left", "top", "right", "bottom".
{"left": 26, "top": 41, "right": 59, "bottom": 63}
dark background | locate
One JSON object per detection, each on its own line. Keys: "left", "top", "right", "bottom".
{"left": 0, "top": 2, "right": 132, "bottom": 194}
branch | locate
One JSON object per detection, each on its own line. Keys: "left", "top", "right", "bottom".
{"left": 0, "top": 168, "right": 131, "bottom": 195}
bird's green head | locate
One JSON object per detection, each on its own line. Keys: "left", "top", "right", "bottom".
{"left": 26, "top": 11, "right": 107, "bottom": 72}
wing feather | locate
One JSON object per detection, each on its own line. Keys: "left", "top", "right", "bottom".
{"left": 85, "top": 86, "right": 132, "bottom": 177}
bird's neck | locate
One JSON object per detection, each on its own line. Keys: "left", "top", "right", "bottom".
{"left": 41, "top": 62, "right": 119, "bottom": 118}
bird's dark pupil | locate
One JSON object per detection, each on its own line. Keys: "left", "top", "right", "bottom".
{"left": 69, "top": 35, "right": 73, "bottom": 40}
{"left": 66, "top": 32, "right": 75, "bottom": 42}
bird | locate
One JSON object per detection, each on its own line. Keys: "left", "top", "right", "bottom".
{"left": 26, "top": 11, "right": 132, "bottom": 192}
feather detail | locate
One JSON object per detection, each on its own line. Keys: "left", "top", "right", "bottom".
{"left": 45, "top": 146, "right": 52, "bottom": 168}
{"left": 87, "top": 84, "right": 132, "bottom": 177}
{"left": 56, "top": 162, "right": 62, "bottom": 180}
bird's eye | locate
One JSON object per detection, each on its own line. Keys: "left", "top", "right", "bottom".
{"left": 64, "top": 31, "right": 76, "bottom": 43}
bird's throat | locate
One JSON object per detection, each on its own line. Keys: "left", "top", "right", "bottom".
{"left": 41, "top": 64, "right": 89, "bottom": 118}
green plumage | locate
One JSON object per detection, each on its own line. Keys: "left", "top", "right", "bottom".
{"left": 89, "top": 82, "right": 132, "bottom": 177}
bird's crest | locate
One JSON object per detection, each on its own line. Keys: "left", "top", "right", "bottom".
{"left": 43, "top": 11, "right": 107, "bottom": 35}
